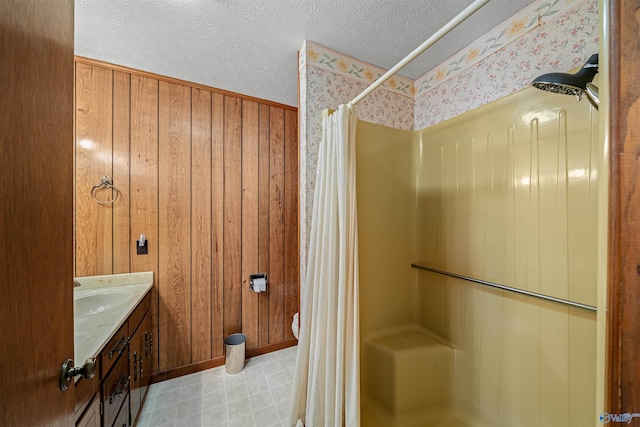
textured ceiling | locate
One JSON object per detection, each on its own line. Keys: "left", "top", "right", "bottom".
{"left": 75, "top": 0, "right": 534, "bottom": 107}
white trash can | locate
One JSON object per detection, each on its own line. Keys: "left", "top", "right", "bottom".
{"left": 224, "top": 333, "right": 246, "bottom": 374}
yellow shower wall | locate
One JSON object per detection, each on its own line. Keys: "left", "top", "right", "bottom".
{"left": 356, "top": 121, "right": 415, "bottom": 338}
{"left": 415, "top": 88, "right": 598, "bottom": 426}
{"left": 416, "top": 88, "right": 598, "bottom": 306}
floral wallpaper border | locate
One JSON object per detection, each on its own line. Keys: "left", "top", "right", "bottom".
{"left": 305, "top": 1, "right": 585, "bottom": 102}
{"left": 305, "top": 41, "right": 415, "bottom": 99}
{"left": 299, "top": 0, "right": 597, "bottom": 289}
{"left": 414, "top": 0, "right": 583, "bottom": 95}
{"left": 414, "top": 0, "right": 598, "bottom": 129}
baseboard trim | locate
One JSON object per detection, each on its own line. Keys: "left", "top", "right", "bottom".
{"left": 246, "top": 339, "right": 298, "bottom": 358}
{"left": 150, "top": 339, "right": 298, "bottom": 383}
{"left": 150, "top": 356, "right": 226, "bottom": 383}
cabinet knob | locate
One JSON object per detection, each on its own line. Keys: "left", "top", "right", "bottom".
{"left": 59, "top": 357, "right": 97, "bottom": 391}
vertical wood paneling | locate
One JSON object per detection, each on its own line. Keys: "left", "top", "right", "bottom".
{"left": 130, "top": 74, "right": 159, "bottom": 369}
{"left": 74, "top": 59, "right": 299, "bottom": 376}
{"left": 223, "top": 96, "right": 243, "bottom": 339}
{"left": 75, "top": 63, "right": 113, "bottom": 276}
{"left": 191, "top": 88, "right": 212, "bottom": 362}
{"left": 241, "top": 101, "right": 260, "bottom": 349}
{"left": 112, "top": 71, "right": 131, "bottom": 274}
{"left": 258, "top": 105, "right": 271, "bottom": 347}
{"left": 158, "top": 82, "right": 192, "bottom": 371}
{"left": 284, "top": 109, "right": 299, "bottom": 340}
{"left": 268, "top": 107, "right": 285, "bottom": 343}
{"left": 211, "top": 93, "right": 225, "bottom": 357}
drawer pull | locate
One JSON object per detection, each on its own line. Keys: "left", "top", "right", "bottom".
{"left": 109, "top": 375, "right": 129, "bottom": 404}
{"left": 136, "top": 353, "right": 144, "bottom": 378}
{"left": 108, "top": 335, "right": 128, "bottom": 359}
{"left": 133, "top": 351, "right": 139, "bottom": 381}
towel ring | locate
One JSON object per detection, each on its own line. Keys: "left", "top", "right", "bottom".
{"left": 90, "top": 176, "right": 120, "bottom": 205}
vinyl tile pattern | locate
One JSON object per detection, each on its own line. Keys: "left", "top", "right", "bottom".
{"left": 136, "top": 346, "right": 297, "bottom": 427}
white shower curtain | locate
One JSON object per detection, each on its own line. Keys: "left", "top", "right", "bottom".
{"left": 290, "top": 104, "right": 360, "bottom": 426}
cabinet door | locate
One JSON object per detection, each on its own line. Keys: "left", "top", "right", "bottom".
{"left": 129, "top": 317, "right": 144, "bottom": 420}
{"left": 112, "top": 393, "right": 130, "bottom": 427}
{"left": 76, "top": 395, "right": 100, "bottom": 427}
{"left": 102, "top": 350, "right": 129, "bottom": 427}
{"left": 130, "top": 310, "right": 152, "bottom": 423}
{"left": 140, "top": 311, "right": 153, "bottom": 394}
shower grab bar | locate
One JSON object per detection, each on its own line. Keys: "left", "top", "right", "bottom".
{"left": 348, "top": 0, "right": 490, "bottom": 107}
{"left": 410, "top": 263, "right": 597, "bottom": 312}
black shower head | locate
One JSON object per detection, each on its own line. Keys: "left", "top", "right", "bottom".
{"left": 532, "top": 54, "right": 599, "bottom": 106}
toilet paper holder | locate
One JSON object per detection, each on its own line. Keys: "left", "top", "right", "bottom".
{"left": 249, "top": 273, "right": 267, "bottom": 292}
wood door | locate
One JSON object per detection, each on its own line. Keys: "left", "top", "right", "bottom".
{"left": 0, "top": 1, "right": 75, "bottom": 426}
{"left": 606, "top": 0, "right": 640, "bottom": 414}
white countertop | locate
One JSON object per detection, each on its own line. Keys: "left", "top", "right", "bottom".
{"left": 74, "top": 272, "right": 153, "bottom": 372}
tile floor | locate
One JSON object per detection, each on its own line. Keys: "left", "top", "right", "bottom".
{"left": 136, "top": 345, "right": 297, "bottom": 427}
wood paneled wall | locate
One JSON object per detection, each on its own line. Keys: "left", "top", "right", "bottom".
{"left": 74, "top": 58, "right": 299, "bottom": 374}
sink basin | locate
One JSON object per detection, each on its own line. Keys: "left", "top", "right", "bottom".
{"left": 74, "top": 288, "right": 134, "bottom": 317}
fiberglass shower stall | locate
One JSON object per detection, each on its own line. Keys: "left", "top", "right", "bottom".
{"left": 357, "top": 86, "right": 600, "bottom": 427}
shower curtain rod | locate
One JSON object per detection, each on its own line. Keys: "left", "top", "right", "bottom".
{"left": 348, "top": 0, "right": 490, "bottom": 108}
{"left": 411, "top": 263, "right": 597, "bottom": 312}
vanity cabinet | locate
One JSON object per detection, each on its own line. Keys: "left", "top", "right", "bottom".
{"left": 102, "top": 323, "right": 128, "bottom": 379}
{"left": 74, "top": 290, "right": 152, "bottom": 427}
{"left": 102, "top": 340, "right": 129, "bottom": 427}
{"left": 76, "top": 395, "right": 101, "bottom": 427}
{"left": 112, "top": 394, "right": 130, "bottom": 427}
{"left": 128, "top": 297, "right": 152, "bottom": 424}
